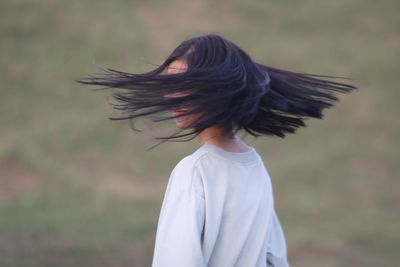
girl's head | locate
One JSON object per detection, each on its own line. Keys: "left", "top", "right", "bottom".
{"left": 159, "top": 34, "right": 271, "bottom": 135}
{"left": 76, "top": 33, "right": 357, "bottom": 149}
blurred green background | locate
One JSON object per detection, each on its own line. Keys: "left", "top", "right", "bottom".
{"left": 0, "top": 0, "right": 399, "bottom": 266}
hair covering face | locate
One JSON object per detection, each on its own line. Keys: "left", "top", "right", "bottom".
{"left": 76, "top": 34, "right": 358, "bottom": 150}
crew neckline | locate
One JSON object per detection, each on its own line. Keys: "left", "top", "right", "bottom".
{"left": 199, "top": 143, "right": 259, "bottom": 163}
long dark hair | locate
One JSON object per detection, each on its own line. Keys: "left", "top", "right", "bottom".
{"left": 76, "top": 33, "right": 358, "bottom": 150}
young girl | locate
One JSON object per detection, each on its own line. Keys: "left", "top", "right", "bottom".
{"left": 76, "top": 33, "right": 357, "bottom": 267}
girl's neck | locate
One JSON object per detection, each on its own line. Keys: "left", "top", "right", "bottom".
{"left": 198, "top": 127, "right": 252, "bottom": 153}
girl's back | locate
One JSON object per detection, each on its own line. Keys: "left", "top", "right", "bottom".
{"left": 152, "top": 143, "right": 289, "bottom": 267}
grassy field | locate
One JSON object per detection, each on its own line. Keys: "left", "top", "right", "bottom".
{"left": 0, "top": 0, "right": 399, "bottom": 266}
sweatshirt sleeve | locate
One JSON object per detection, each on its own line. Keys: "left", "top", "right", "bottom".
{"left": 266, "top": 208, "right": 290, "bottom": 267}
{"left": 152, "top": 161, "right": 206, "bottom": 267}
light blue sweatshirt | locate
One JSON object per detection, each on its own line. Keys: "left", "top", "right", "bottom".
{"left": 152, "top": 143, "right": 290, "bottom": 267}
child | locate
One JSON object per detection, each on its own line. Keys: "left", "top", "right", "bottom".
{"left": 76, "top": 33, "right": 357, "bottom": 266}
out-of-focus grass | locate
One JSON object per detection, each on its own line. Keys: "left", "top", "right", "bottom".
{"left": 0, "top": 0, "right": 399, "bottom": 266}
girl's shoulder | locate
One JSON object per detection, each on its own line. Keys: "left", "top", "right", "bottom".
{"left": 166, "top": 148, "right": 211, "bottom": 196}
{"left": 173, "top": 146, "right": 211, "bottom": 172}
